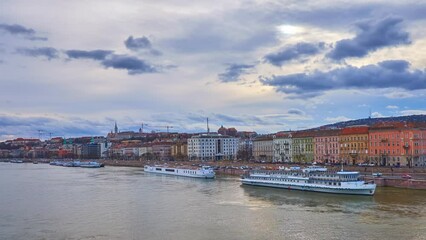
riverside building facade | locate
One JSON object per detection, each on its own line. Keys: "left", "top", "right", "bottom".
{"left": 253, "top": 135, "right": 274, "bottom": 162}
{"left": 292, "top": 131, "right": 314, "bottom": 163}
{"left": 187, "top": 133, "right": 238, "bottom": 161}
{"left": 369, "top": 122, "right": 426, "bottom": 167}
{"left": 273, "top": 132, "right": 293, "bottom": 162}
{"left": 314, "top": 129, "right": 340, "bottom": 164}
{"left": 339, "top": 126, "right": 369, "bottom": 165}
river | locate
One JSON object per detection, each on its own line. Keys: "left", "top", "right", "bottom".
{"left": 0, "top": 163, "right": 425, "bottom": 240}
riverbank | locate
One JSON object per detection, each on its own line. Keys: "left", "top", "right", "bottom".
{"left": 3, "top": 158, "right": 426, "bottom": 190}
{"left": 98, "top": 160, "right": 426, "bottom": 190}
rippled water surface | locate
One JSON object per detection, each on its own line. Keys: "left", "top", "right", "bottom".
{"left": 1, "top": 163, "right": 425, "bottom": 240}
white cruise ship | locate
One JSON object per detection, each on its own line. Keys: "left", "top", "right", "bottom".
{"left": 241, "top": 166, "right": 376, "bottom": 196}
{"left": 144, "top": 165, "right": 215, "bottom": 179}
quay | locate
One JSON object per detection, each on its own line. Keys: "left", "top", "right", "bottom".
{"left": 100, "top": 160, "right": 426, "bottom": 190}
{"left": 3, "top": 158, "right": 426, "bottom": 190}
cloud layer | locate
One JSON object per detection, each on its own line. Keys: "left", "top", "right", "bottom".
{"left": 218, "top": 64, "right": 255, "bottom": 82}
{"left": 16, "top": 47, "right": 59, "bottom": 60}
{"left": 327, "top": 16, "right": 411, "bottom": 60}
{"left": 261, "top": 60, "right": 426, "bottom": 96}
{"left": 265, "top": 42, "right": 325, "bottom": 66}
{"left": 0, "top": 23, "right": 47, "bottom": 41}
{"left": 101, "top": 54, "right": 158, "bottom": 74}
{"left": 65, "top": 50, "right": 113, "bottom": 60}
{"left": 125, "top": 36, "right": 162, "bottom": 55}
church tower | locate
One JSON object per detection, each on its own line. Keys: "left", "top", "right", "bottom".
{"left": 114, "top": 122, "right": 118, "bottom": 134}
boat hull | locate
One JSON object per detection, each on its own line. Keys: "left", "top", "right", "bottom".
{"left": 241, "top": 179, "right": 376, "bottom": 196}
{"left": 144, "top": 166, "right": 215, "bottom": 179}
{"left": 79, "top": 161, "right": 102, "bottom": 168}
{"left": 80, "top": 165, "right": 101, "bottom": 168}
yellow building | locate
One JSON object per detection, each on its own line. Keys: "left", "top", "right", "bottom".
{"left": 171, "top": 141, "right": 188, "bottom": 160}
{"left": 339, "top": 126, "right": 369, "bottom": 165}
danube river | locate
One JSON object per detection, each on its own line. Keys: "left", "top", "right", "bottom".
{"left": 1, "top": 163, "right": 425, "bottom": 240}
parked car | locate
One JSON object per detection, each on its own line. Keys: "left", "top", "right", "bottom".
{"left": 402, "top": 174, "right": 412, "bottom": 179}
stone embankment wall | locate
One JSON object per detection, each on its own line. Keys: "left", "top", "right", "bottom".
{"left": 364, "top": 176, "right": 426, "bottom": 190}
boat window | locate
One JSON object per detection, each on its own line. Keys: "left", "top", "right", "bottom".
{"left": 156, "top": 168, "right": 162, "bottom": 171}
{"left": 165, "top": 169, "right": 174, "bottom": 172}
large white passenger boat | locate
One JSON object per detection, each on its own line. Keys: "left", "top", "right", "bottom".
{"left": 144, "top": 165, "right": 215, "bottom": 179}
{"left": 241, "top": 166, "right": 376, "bottom": 196}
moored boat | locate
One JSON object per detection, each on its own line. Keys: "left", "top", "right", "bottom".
{"left": 49, "top": 160, "right": 63, "bottom": 166}
{"left": 10, "top": 159, "right": 24, "bottom": 163}
{"left": 144, "top": 165, "right": 215, "bottom": 179}
{"left": 241, "top": 166, "right": 376, "bottom": 196}
{"left": 63, "top": 161, "right": 81, "bottom": 167}
{"left": 80, "top": 161, "right": 102, "bottom": 168}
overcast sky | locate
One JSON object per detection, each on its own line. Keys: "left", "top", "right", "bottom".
{"left": 1, "top": 0, "right": 426, "bottom": 140}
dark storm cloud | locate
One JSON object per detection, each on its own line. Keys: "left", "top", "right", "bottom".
{"left": 16, "top": 47, "right": 59, "bottom": 60}
{"left": 261, "top": 60, "right": 426, "bottom": 96}
{"left": 65, "top": 50, "right": 113, "bottom": 60}
{"left": 327, "top": 17, "right": 411, "bottom": 60}
{"left": 264, "top": 42, "right": 325, "bottom": 66}
{"left": 124, "top": 36, "right": 162, "bottom": 55}
{"left": 218, "top": 64, "right": 255, "bottom": 82}
{"left": 101, "top": 54, "right": 158, "bottom": 74}
{"left": 0, "top": 23, "right": 46, "bottom": 41}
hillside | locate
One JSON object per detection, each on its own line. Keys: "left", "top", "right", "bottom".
{"left": 315, "top": 114, "right": 426, "bottom": 130}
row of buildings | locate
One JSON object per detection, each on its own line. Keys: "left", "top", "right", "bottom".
{"left": 1, "top": 122, "right": 426, "bottom": 167}
{"left": 253, "top": 122, "right": 426, "bottom": 167}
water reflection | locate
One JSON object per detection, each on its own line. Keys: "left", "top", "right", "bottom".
{"left": 241, "top": 184, "right": 426, "bottom": 220}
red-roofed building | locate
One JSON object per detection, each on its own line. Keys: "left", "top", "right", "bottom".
{"left": 314, "top": 129, "right": 341, "bottom": 164}
{"left": 217, "top": 126, "right": 238, "bottom": 137}
{"left": 339, "top": 126, "right": 369, "bottom": 165}
{"left": 369, "top": 122, "right": 426, "bottom": 167}
{"left": 8, "top": 138, "right": 41, "bottom": 147}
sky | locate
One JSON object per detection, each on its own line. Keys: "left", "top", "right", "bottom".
{"left": 0, "top": 0, "right": 426, "bottom": 140}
